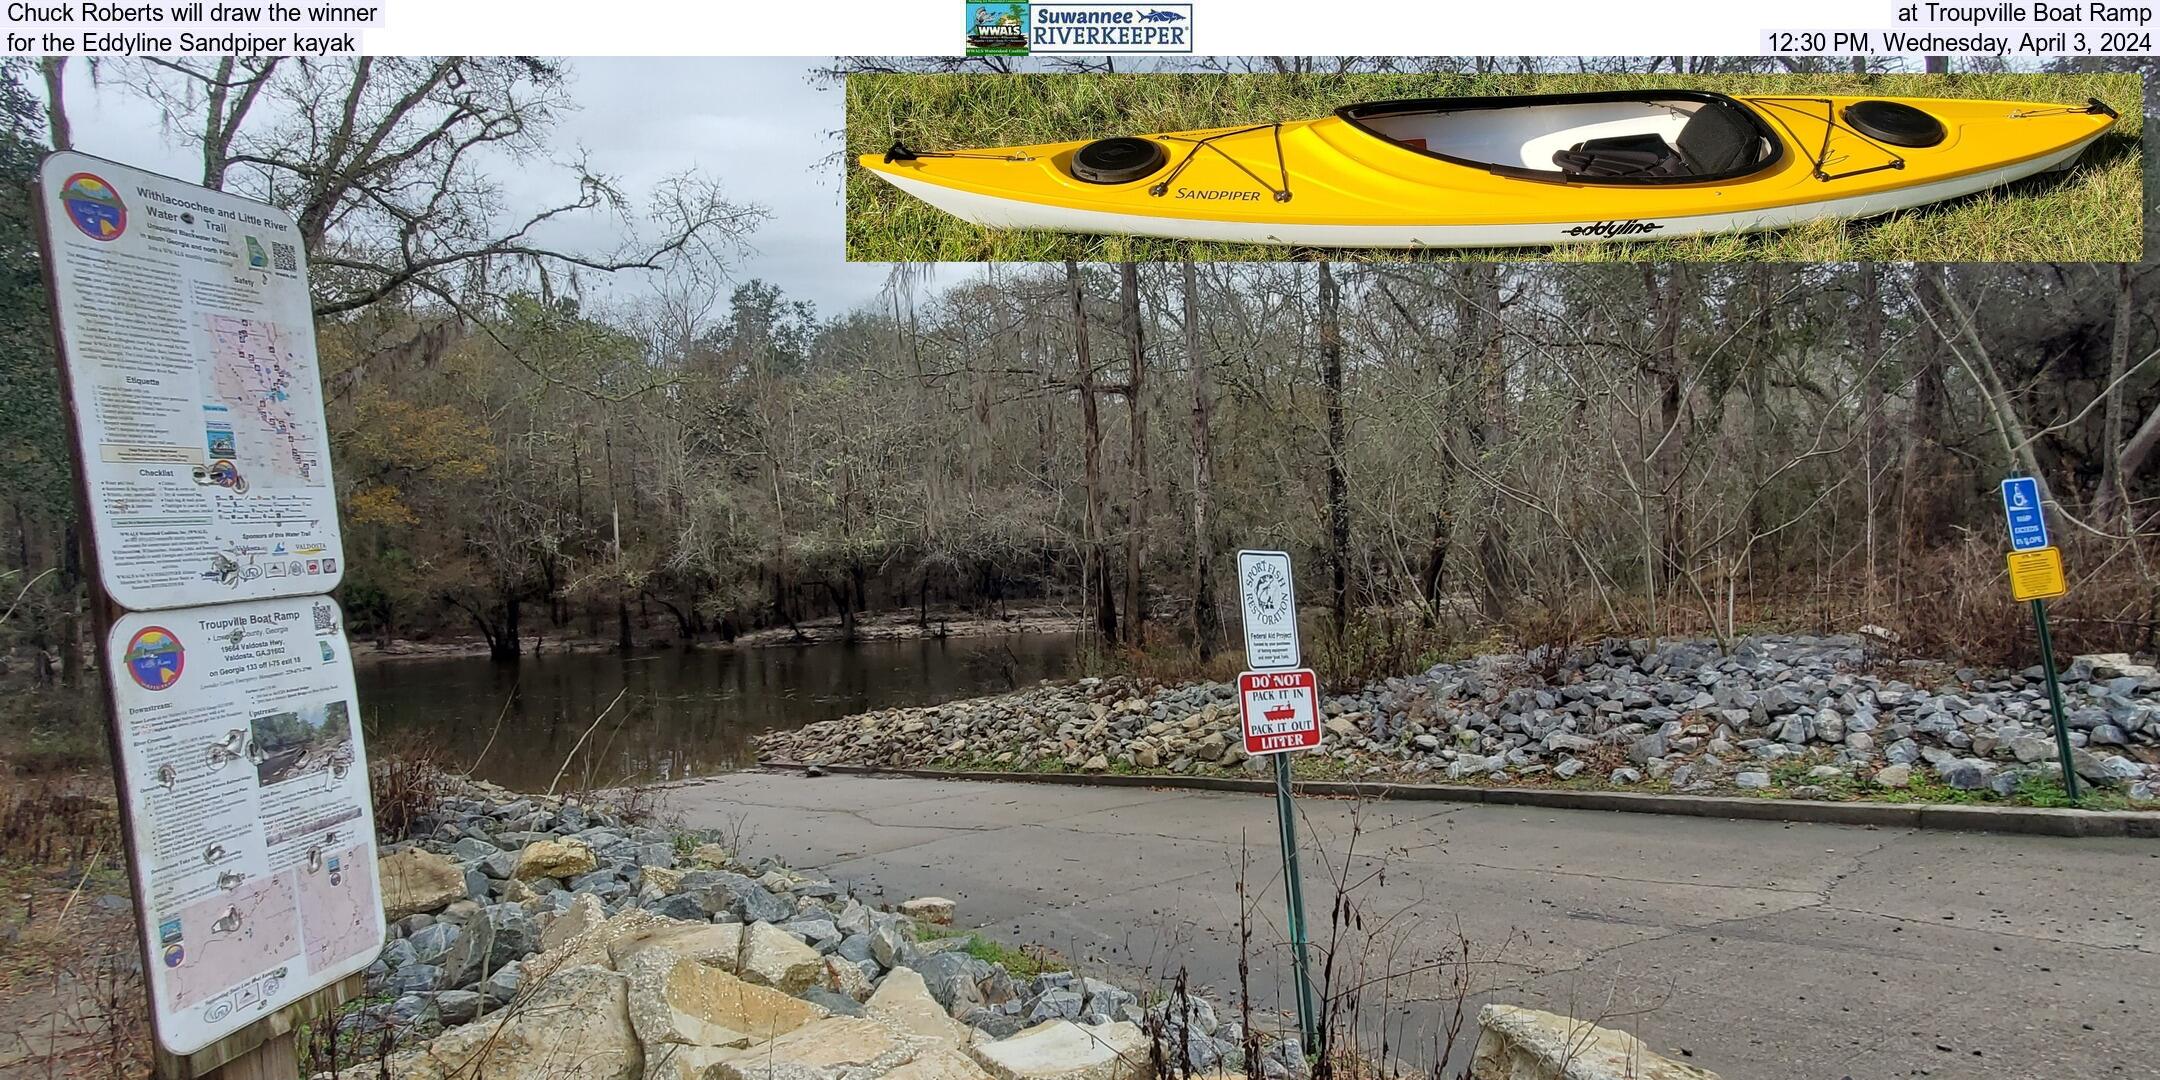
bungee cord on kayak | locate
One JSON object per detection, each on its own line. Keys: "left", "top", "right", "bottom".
{"left": 1149, "top": 123, "right": 1296, "bottom": 203}
{"left": 882, "top": 140, "right": 1036, "bottom": 163}
{"left": 1747, "top": 97, "right": 1915, "bottom": 182}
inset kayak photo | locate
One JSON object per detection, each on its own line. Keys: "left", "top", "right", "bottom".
{"left": 846, "top": 70, "right": 2143, "bottom": 262}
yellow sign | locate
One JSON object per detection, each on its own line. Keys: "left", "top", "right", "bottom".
{"left": 2006, "top": 546, "right": 2067, "bottom": 601}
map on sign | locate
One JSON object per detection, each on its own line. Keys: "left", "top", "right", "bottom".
{"left": 106, "top": 596, "right": 382, "bottom": 1055}
{"left": 204, "top": 315, "right": 327, "bottom": 488}
{"left": 162, "top": 875, "right": 301, "bottom": 1013}
{"left": 1237, "top": 550, "right": 1302, "bottom": 671}
{"left": 37, "top": 150, "right": 343, "bottom": 612}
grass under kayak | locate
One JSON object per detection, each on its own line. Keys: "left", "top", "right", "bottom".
{"left": 844, "top": 71, "right": 2144, "bottom": 263}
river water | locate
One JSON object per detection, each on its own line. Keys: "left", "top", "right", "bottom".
{"left": 355, "top": 632, "right": 1078, "bottom": 791}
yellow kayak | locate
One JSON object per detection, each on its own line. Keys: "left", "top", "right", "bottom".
{"left": 857, "top": 90, "right": 2118, "bottom": 248}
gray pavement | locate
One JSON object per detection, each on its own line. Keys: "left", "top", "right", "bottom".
{"left": 666, "top": 771, "right": 2160, "bottom": 1080}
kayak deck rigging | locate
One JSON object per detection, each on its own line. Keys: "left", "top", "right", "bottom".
{"left": 1748, "top": 97, "right": 1912, "bottom": 182}
{"left": 1149, "top": 123, "right": 1294, "bottom": 202}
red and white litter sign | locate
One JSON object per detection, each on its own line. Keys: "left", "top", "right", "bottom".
{"left": 1240, "top": 668, "right": 1321, "bottom": 756}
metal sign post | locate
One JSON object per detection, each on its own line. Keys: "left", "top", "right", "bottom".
{"left": 1999, "top": 477, "right": 2077, "bottom": 804}
{"left": 1271, "top": 752, "right": 1319, "bottom": 1055}
{"left": 36, "top": 151, "right": 383, "bottom": 1077}
{"left": 1236, "top": 550, "right": 1318, "bottom": 1055}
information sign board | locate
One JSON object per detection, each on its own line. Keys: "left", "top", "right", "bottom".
{"left": 37, "top": 151, "right": 344, "bottom": 611}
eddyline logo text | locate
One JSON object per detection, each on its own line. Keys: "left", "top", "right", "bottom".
{"left": 966, "top": 2, "right": 1193, "bottom": 55}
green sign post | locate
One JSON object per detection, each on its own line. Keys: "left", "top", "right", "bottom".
{"left": 2000, "top": 476, "right": 2077, "bottom": 804}
{"left": 2029, "top": 599, "right": 2080, "bottom": 804}
{"left": 1271, "top": 752, "right": 1319, "bottom": 1054}
{"left": 1235, "top": 550, "right": 1320, "bottom": 1056}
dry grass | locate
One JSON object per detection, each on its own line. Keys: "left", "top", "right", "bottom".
{"left": 0, "top": 772, "right": 148, "bottom": 1079}
{"left": 368, "top": 736, "right": 452, "bottom": 843}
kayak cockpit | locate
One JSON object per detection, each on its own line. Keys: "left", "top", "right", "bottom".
{"left": 1336, "top": 90, "right": 1784, "bottom": 184}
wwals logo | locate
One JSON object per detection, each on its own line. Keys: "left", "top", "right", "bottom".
{"left": 967, "top": 3, "right": 1193, "bottom": 55}
{"left": 965, "top": 3, "right": 1031, "bottom": 54}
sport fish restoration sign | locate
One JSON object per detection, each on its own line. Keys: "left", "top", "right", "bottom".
{"left": 1237, "top": 549, "right": 1302, "bottom": 671}
{"left": 1240, "top": 668, "right": 1321, "bottom": 756}
{"left": 36, "top": 151, "right": 344, "bottom": 611}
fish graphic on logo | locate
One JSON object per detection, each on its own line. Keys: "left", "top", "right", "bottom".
{"left": 58, "top": 173, "right": 126, "bottom": 241}
{"left": 124, "top": 627, "right": 185, "bottom": 690}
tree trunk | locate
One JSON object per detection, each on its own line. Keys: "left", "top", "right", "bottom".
{"left": 1647, "top": 266, "right": 1688, "bottom": 583}
{"left": 1466, "top": 264, "right": 1509, "bottom": 622}
{"left": 1902, "top": 267, "right": 1955, "bottom": 550}
{"left": 1068, "top": 260, "right": 1117, "bottom": 644}
{"left": 2097, "top": 263, "right": 2135, "bottom": 522}
{"left": 1120, "top": 261, "right": 1148, "bottom": 647}
{"left": 491, "top": 592, "right": 523, "bottom": 663}
{"left": 1858, "top": 263, "right": 1886, "bottom": 599}
{"left": 1934, "top": 268, "right": 2051, "bottom": 502}
{"left": 1319, "top": 261, "right": 1350, "bottom": 650}
{"left": 39, "top": 58, "right": 70, "bottom": 151}
{"left": 1184, "top": 258, "right": 1222, "bottom": 661}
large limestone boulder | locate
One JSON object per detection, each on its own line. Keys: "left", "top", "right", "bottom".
{"left": 867, "top": 967, "right": 970, "bottom": 1048}
{"left": 824, "top": 956, "right": 875, "bottom": 1001}
{"left": 339, "top": 963, "right": 641, "bottom": 1080}
{"left": 740, "top": 921, "right": 825, "bottom": 993}
{"left": 645, "top": 1042, "right": 747, "bottom": 1080}
{"left": 644, "top": 864, "right": 688, "bottom": 895}
{"left": 620, "top": 936, "right": 827, "bottom": 1050}
{"left": 516, "top": 837, "right": 599, "bottom": 881}
{"left": 1469, "top": 1005, "right": 1718, "bottom": 1080}
{"left": 525, "top": 908, "right": 675, "bottom": 977}
{"left": 718, "top": 1016, "right": 930, "bottom": 1080}
{"left": 969, "top": 1020, "right": 1152, "bottom": 1080}
{"left": 378, "top": 848, "right": 466, "bottom": 921}
{"left": 887, "top": 1047, "right": 1000, "bottom": 1080}
{"left": 540, "top": 891, "right": 611, "bottom": 952}
{"left": 611, "top": 920, "right": 751, "bottom": 973}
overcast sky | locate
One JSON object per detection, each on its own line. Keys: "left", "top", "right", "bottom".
{"left": 51, "top": 57, "right": 897, "bottom": 319}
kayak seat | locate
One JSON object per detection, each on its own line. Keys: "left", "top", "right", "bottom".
{"left": 1550, "top": 100, "right": 1768, "bottom": 180}
{"left": 1671, "top": 98, "right": 1768, "bottom": 174}
{"left": 1551, "top": 134, "right": 1683, "bottom": 178}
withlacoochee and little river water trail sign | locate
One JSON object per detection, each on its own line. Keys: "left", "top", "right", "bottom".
{"left": 38, "top": 151, "right": 346, "bottom": 613}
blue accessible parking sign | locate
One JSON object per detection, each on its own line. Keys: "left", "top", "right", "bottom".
{"left": 2000, "top": 476, "right": 2048, "bottom": 552}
